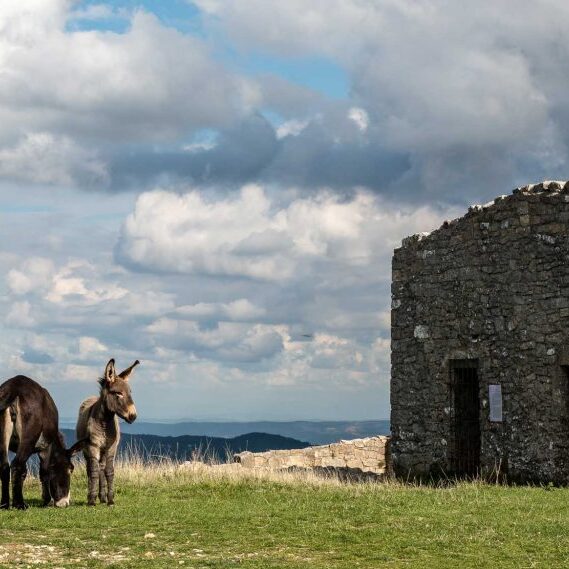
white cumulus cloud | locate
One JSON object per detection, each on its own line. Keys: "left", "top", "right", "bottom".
{"left": 117, "top": 184, "right": 449, "bottom": 281}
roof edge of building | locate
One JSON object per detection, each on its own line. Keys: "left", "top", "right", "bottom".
{"left": 399, "top": 180, "right": 569, "bottom": 250}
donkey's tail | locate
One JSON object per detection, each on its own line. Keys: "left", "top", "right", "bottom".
{"left": 0, "top": 378, "right": 18, "bottom": 413}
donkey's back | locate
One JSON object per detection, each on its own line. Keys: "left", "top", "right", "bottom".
{"left": 77, "top": 396, "right": 103, "bottom": 440}
{"left": 0, "top": 376, "right": 58, "bottom": 431}
{"left": 0, "top": 376, "right": 60, "bottom": 458}
{"left": 76, "top": 396, "right": 120, "bottom": 455}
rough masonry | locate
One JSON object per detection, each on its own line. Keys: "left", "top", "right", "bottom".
{"left": 391, "top": 180, "right": 569, "bottom": 483}
{"left": 234, "top": 436, "right": 389, "bottom": 475}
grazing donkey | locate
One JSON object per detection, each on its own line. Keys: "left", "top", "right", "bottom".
{"left": 76, "top": 358, "right": 138, "bottom": 506}
{"left": 0, "top": 376, "right": 85, "bottom": 509}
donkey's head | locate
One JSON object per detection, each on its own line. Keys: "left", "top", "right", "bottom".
{"left": 48, "top": 435, "right": 86, "bottom": 508}
{"left": 99, "top": 358, "right": 139, "bottom": 423}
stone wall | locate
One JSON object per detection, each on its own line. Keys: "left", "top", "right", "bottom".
{"left": 391, "top": 180, "right": 569, "bottom": 483}
{"left": 234, "top": 436, "right": 389, "bottom": 475}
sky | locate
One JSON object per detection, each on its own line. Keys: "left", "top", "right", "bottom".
{"left": 1, "top": 0, "right": 568, "bottom": 422}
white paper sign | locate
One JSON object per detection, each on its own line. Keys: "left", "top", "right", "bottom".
{"left": 489, "top": 384, "right": 503, "bottom": 422}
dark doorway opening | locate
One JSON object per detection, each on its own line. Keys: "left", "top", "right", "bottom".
{"left": 450, "top": 360, "right": 480, "bottom": 476}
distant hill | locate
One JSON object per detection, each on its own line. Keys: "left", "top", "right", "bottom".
{"left": 63, "top": 420, "right": 391, "bottom": 446}
{"left": 61, "top": 430, "right": 310, "bottom": 462}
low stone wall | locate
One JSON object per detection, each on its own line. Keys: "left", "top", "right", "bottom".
{"left": 234, "top": 436, "right": 390, "bottom": 475}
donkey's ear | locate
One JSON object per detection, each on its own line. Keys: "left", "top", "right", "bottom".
{"left": 67, "top": 438, "right": 88, "bottom": 457}
{"left": 104, "top": 358, "right": 116, "bottom": 384}
{"left": 118, "top": 359, "right": 140, "bottom": 381}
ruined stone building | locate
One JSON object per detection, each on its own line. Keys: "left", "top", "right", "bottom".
{"left": 391, "top": 181, "right": 569, "bottom": 482}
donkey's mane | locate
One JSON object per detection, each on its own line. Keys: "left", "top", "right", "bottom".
{"left": 97, "top": 377, "right": 106, "bottom": 390}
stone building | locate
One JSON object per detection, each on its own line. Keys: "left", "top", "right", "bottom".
{"left": 391, "top": 181, "right": 569, "bottom": 482}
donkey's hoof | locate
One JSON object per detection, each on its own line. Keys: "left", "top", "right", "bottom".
{"left": 13, "top": 502, "right": 28, "bottom": 510}
{"left": 87, "top": 499, "right": 97, "bottom": 507}
{"left": 107, "top": 500, "right": 114, "bottom": 507}
{"left": 0, "top": 503, "right": 9, "bottom": 510}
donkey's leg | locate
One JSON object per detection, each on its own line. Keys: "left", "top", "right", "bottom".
{"left": 104, "top": 454, "right": 116, "bottom": 506}
{"left": 85, "top": 446, "right": 101, "bottom": 506}
{"left": 0, "top": 465, "right": 8, "bottom": 509}
{"left": 38, "top": 453, "right": 51, "bottom": 506}
{"left": 0, "top": 446, "right": 9, "bottom": 509}
{"left": 11, "top": 442, "right": 34, "bottom": 509}
{"left": 0, "top": 457, "right": 9, "bottom": 509}
{"left": 0, "top": 411, "right": 10, "bottom": 509}
{"left": 0, "top": 409, "right": 12, "bottom": 509}
{"left": 98, "top": 454, "right": 107, "bottom": 504}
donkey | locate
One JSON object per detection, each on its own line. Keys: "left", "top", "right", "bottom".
{"left": 0, "top": 375, "right": 85, "bottom": 509}
{"left": 76, "top": 358, "right": 138, "bottom": 506}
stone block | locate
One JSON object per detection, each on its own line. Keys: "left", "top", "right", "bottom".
{"left": 235, "top": 436, "right": 390, "bottom": 475}
{"left": 322, "top": 458, "right": 347, "bottom": 468}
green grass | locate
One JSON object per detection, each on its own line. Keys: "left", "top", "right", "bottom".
{"left": 1, "top": 462, "right": 569, "bottom": 568}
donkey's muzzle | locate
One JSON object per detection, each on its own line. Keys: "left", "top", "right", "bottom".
{"left": 55, "top": 495, "right": 70, "bottom": 508}
{"left": 120, "top": 403, "right": 137, "bottom": 424}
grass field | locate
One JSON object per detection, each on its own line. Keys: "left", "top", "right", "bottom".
{"left": 0, "top": 461, "right": 568, "bottom": 568}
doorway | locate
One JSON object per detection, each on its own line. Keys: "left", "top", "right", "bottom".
{"left": 450, "top": 360, "right": 480, "bottom": 476}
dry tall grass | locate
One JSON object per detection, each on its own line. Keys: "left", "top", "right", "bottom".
{"left": 111, "top": 454, "right": 359, "bottom": 489}
{"left": 20, "top": 444, "right": 389, "bottom": 495}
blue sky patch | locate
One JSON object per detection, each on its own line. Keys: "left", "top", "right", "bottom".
{"left": 67, "top": 1, "right": 349, "bottom": 101}
{"left": 68, "top": 0, "right": 203, "bottom": 34}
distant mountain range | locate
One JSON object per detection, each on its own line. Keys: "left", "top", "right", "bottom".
{"left": 98, "top": 420, "right": 390, "bottom": 446}
{"left": 58, "top": 420, "right": 390, "bottom": 462}
{"left": 61, "top": 429, "right": 310, "bottom": 462}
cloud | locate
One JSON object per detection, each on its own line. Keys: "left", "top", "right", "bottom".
{"left": 7, "top": 257, "right": 55, "bottom": 295}
{"left": 0, "top": 5, "right": 249, "bottom": 140}
{"left": 195, "top": 0, "right": 569, "bottom": 200}
{"left": 117, "top": 184, "right": 292, "bottom": 280}
{"left": 109, "top": 111, "right": 411, "bottom": 193}
{"left": 0, "top": 182, "right": 455, "bottom": 406}
{"left": 115, "top": 183, "right": 458, "bottom": 372}
{"left": 276, "top": 118, "right": 310, "bottom": 139}
{"left": 308, "top": 334, "right": 365, "bottom": 371}
{"left": 78, "top": 336, "right": 108, "bottom": 358}
{"left": 21, "top": 347, "right": 54, "bottom": 365}
{"left": 1, "top": 0, "right": 568, "bottom": 202}
{"left": 192, "top": 0, "right": 372, "bottom": 59}
{"left": 0, "top": 1, "right": 262, "bottom": 187}
{"left": 347, "top": 107, "right": 368, "bottom": 132}
{"left": 2, "top": 256, "right": 175, "bottom": 349}
{"left": 46, "top": 261, "right": 128, "bottom": 305}
{"left": 109, "top": 113, "right": 280, "bottom": 189}
{"left": 7, "top": 257, "right": 129, "bottom": 305}
{"left": 67, "top": 3, "right": 124, "bottom": 23}
{"left": 6, "top": 301, "right": 36, "bottom": 327}
{"left": 0, "top": 133, "right": 108, "bottom": 187}
{"left": 117, "top": 184, "right": 449, "bottom": 281}
{"left": 145, "top": 319, "right": 284, "bottom": 363}
{"left": 174, "top": 299, "right": 266, "bottom": 322}
{"left": 5, "top": 0, "right": 543, "bottom": 201}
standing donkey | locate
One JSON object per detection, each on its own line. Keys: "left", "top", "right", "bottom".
{"left": 76, "top": 358, "right": 138, "bottom": 506}
{"left": 0, "top": 376, "right": 85, "bottom": 509}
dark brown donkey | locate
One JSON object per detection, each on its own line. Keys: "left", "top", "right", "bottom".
{"left": 0, "top": 376, "right": 85, "bottom": 509}
{"left": 76, "top": 358, "right": 138, "bottom": 506}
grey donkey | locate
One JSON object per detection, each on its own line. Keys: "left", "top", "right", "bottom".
{"left": 76, "top": 358, "right": 139, "bottom": 506}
